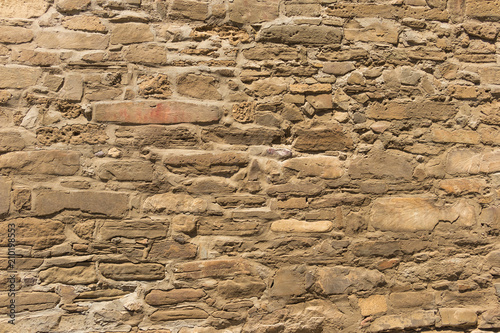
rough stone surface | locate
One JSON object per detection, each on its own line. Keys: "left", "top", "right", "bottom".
{"left": 36, "top": 30, "right": 109, "bottom": 50}
{"left": 0, "top": 150, "right": 80, "bottom": 175}
{"left": 100, "top": 263, "right": 165, "bottom": 280}
{"left": 0, "top": 66, "right": 42, "bottom": 88}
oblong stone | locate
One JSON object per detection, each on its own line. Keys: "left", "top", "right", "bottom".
{"left": 271, "top": 219, "right": 333, "bottom": 233}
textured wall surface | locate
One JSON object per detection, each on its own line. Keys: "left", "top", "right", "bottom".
{"left": 0, "top": 0, "right": 500, "bottom": 332}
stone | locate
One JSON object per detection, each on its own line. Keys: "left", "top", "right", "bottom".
{"left": 143, "top": 193, "right": 208, "bottom": 214}
{"left": 0, "top": 218, "right": 65, "bottom": 250}
{"left": 36, "top": 30, "right": 109, "bottom": 50}
{"left": 0, "top": 65, "right": 42, "bottom": 88}
{"left": 309, "top": 193, "right": 367, "bottom": 208}
{"left": 315, "top": 266, "right": 385, "bottom": 295}
{"left": 172, "top": 214, "right": 197, "bottom": 233}
{"left": 306, "top": 94, "right": 333, "bottom": 110}
{"left": 348, "top": 150, "right": 414, "bottom": 180}
{"left": 389, "top": 292, "right": 435, "bottom": 309}
{"left": 37, "top": 124, "right": 108, "bottom": 145}
{"left": 170, "top": 0, "right": 209, "bottom": 21}
{"left": 439, "top": 178, "right": 486, "bottom": 194}
{"left": 285, "top": 3, "right": 321, "bottom": 17}
{"left": 139, "top": 74, "right": 171, "bottom": 98}
{"left": 345, "top": 18, "right": 400, "bottom": 44}
{"left": 258, "top": 25, "right": 342, "bottom": 45}
{"left": 283, "top": 156, "right": 344, "bottom": 179}
{"left": 217, "top": 276, "right": 266, "bottom": 298}
{"left": 100, "top": 263, "right": 165, "bottom": 280}
{"left": 62, "top": 16, "right": 107, "bottom": 33}
{"left": 243, "top": 45, "right": 300, "bottom": 61}
{"left": 351, "top": 241, "right": 400, "bottom": 257}
{"left": 229, "top": 0, "right": 279, "bottom": 24}
{"left": 439, "top": 308, "right": 477, "bottom": 327}
{"left": 59, "top": 74, "right": 83, "bottom": 101}
{"left": 97, "top": 220, "right": 167, "bottom": 241}
{"left": 39, "top": 265, "right": 97, "bottom": 285}
{"left": 97, "top": 160, "right": 154, "bottom": 181}
{"left": 163, "top": 151, "right": 248, "bottom": 176}
{"left": 0, "top": 0, "right": 48, "bottom": 18}
{"left": 12, "top": 49, "right": 61, "bottom": 66}
{"left": 431, "top": 127, "right": 480, "bottom": 144}
{"left": 0, "top": 150, "right": 80, "bottom": 175}
{"left": 149, "top": 240, "right": 197, "bottom": 260}
{"left": 187, "top": 177, "right": 236, "bottom": 194}
{"left": 367, "top": 101, "right": 457, "bottom": 121}
{"left": 177, "top": 74, "right": 222, "bottom": 100}
{"left": 150, "top": 308, "right": 209, "bottom": 321}
{"left": 93, "top": 101, "right": 222, "bottom": 125}
{"left": 145, "top": 288, "right": 205, "bottom": 306}
{"left": 445, "top": 149, "right": 500, "bottom": 175}
{"left": 463, "top": 23, "right": 498, "bottom": 40}
{"left": 115, "top": 125, "right": 198, "bottom": 148}
{"left": 480, "top": 67, "right": 500, "bottom": 85}
{"left": 370, "top": 311, "right": 436, "bottom": 332}
{"left": 232, "top": 102, "right": 255, "bottom": 123}
{"left": 465, "top": 0, "right": 500, "bottom": 20}
{"left": 289, "top": 83, "right": 331, "bottom": 94}
{"left": 323, "top": 62, "right": 356, "bottom": 76}
{"left": 358, "top": 295, "right": 388, "bottom": 316}
{"left": 174, "top": 259, "right": 255, "bottom": 279}
{"left": 270, "top": 266, "right": 307, "bottom": 297}
{"left": 293, "top": 127, "right": 353, "bottom": 152}
{"left": 271, "top": 220, "right": 333, "bottom": 233}
{"left": 33, "top": 190, "right": 129, "bottom": 217}
{"left": 56, "top": 0, "right": 90, "bottom": 12}
{"left": 0, "top": 292, "right": 60, "bottom": 314}
{"left": 267, "top": 181, "right": 323, "bottom": 197}
{"left": 0, "top": 26, "right": 33, "bottom": 43}
{"left": 111, "top": 23, "right": 154, "bottom": 44}
{"left": 0, "top": 178, "right": 10, "bottom": 215}
{"left": 478, "top": 308, "right": 500, "bottom": 329}
{"left": 202, "top": 125, "right": 283, "bottom": 145}
{"left": 124, "top": 44, "right": 168, "bottom": 65}
{"left": 249, "top": 78, "right": 288, "bottom": 97}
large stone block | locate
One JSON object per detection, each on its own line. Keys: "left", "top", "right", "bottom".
{"left": 202, "top": 125, "right": 283, "bottom": 145}
{"left": 115, "top": 125, "right": 198, "bottom": 148}
{"left": 345, "top": 18, "right": 399, "bottom": 44}
{"left": 149, "top": 240, "right": 198, "bottom": 260}
{"left": 315, "top": 266, "right": 385, "bottom": 295}
{"left": 145, "top": 288, "right": 205, "bottom": 306}
{"left": 93, "top": 101, "right": 222, "bottom": 125}
{"left": 0, "top": 150, "right": 80, "bottom": 175}
{"left": 163, "top": 151, "right": 249, "bottom": 176}
{"left": 284, "top": 156, "right": 344, "bottom": 179}
{"left": 367, "top": 101, "right": 457, "bottom": 121}
{"left": 438, "top": 308, "right": 477, "bottom": 327}
{"left": 267, "top": 181, "right": 323, "bottom": 197}
{"left": 97, "top": 220, "right": 167, "bottom": 241}
{"left": 174, "top": 259, "right": 255, "bottom": 279}
{"left": 0, "top": 129, "right": 26, "bottom": 153}
{"left": 39, "top": 265, "right": 97, "bottom": 285}
{"left": 110, "top": 23, "right": 154, "bottom": 45}
{"left": 465, "top": 0, "right": 500, "bottom": 20}
{"left": 150, "top": 308, "right": 209, "bottom": 321}
{"left": 0, "top": 65, "right": 42, "bottom": 89}
{"left": 0, "top": 218, "right": 65, "bottom": 250}
{"left": 56, "top": 0, "right": 90, "bottom": 12}
{"left": 480, "top": 67, "right": 500, "bottom": 85}
{"left": 271, "top": 219, "right": 333, "bottom": 233}
{"left": 0, "top": 292, "right": 60, "bottom": 314}
{"left": 36, "top": 30, "right": 109, "bottom": 50}
{"left": 229, "top": 0, "right": 279, "bottom": 23}
{"left": 124, "top": 44, "right": 168, "bottom": 65}
{"left": 177, "top": 74, "right": 222, "bottom": 100}
{"left": 170, "top": 0, "right": 209, "bottom": 21}
{"left": 100, "top": 263, "right": 165, "bottom": 281}
{"left": 0, "top": 0, "right": 48, "bottom": 18}
{"left": 258, "top": 25, "right": 343, "bottom": 45}
{"left": 143, "top": 193, "right": 208, "bottom": 214}
{"left": 97, "top": 160, "right": 154, "bottom": 181}
{"left": 293, "top": 127, "right": 353, "bottom": 152}
{"left": 34, "top": 190, "right": 129, "bottom": 217}
{"left": 446, "top": 149, "right": 500, "bottom": 175}
{"left": 0, "top": 178, "right": 11, "bottom": 215}
{"left": 370, "top": 311, "right": 436, "bottom": 332}
{"left": 348, "top": 150, "right": 414, "bottom": 180}
{"left": 0, "top": 26, "right": 33, "bottom": 43}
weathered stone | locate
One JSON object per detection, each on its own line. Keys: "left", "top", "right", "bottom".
{"left": 431, "top": 127, "right": 480, "bottom": 144}
{"left": 284, "top": 156, "right": 344, "bottom": 179}
{"left": 62, "top": 16, "right": 107, "bottom": 33}
{"left": 151, "top": 308, "right": 209, "bottom": 321}
{"left": 229, "top": 0, "right": 279, "bottom": 24}
{"left": 145, "top": 288, "right": 205, "bottom": 306}
{"left": 97, "top": 160, "right": 154, "bottom": 181}
{"left": 138, "top": 74, "right": 171, "bottom": 98}
{"left": 0, "top": 292, "right": 60, "bottom": 314}
{"left": 463, "top": 22, "right": 498, "bottom": 40}
{"left": 0, "top": 178, "right": 10, "bottom": 215}
{"left": 389, "top": 292, "right": 435, "bottom": 309}
{"left": 258, "top": 25, "right": 342, "bottom": 45}
{"left": 202, "top": 125, "right": 283, "bottom": 145}
{"left": 187, "top": 177, "right": 236, "bottom": 194}
{"left": 359, "top": 295, "right": 387, "bottom": 316}
{"left": 232, "top": 102, "right": 255, "bottom": 123}
{"left": 111, "top": 23, "right": 154, "bottom": 44}
{"left": 39, "top": 265, "right": 97, "bottom": 285}
{"left": 177, "top": 74, "right": 222, "bottom": 100}
{"left": 34, "top": 190, "right": 129, "bottom": 217}
{"left": 439, "top": 308, "right": 477, "bottom": 327}
{"left": 370, "top": 311, "right": 436, "bottom": 332}
{"left": 0, "top": 65, "right": 42, "bottom": 88}
{"left": 478, "top": 308, "right": 500, "bottom": 329}
{"left": 217, "top": 276, "right": 266, "bottom": 298}
{"left": 143, "top": 193, "right": 208, "bottom": 214}
{"left": 367, "top": 101, "right": 457, "bottom": 121}
{"left": 75, "top": 289, "right": 127, "bottom": 301}
{"left": 0, "top": 150, "right": 80, "bottom": 175}
{"left": 0, "top": 26, "right": 33, "bottom": 43}
{"left": 480, "top": 67, "right": 500, "bottom": 85}
{"left": 289, "top": 83, "right": 331, "bottom": 94}
{"left": 12, "top": 49, "right": 61, "bottom": 66}
{"left": 115, "top": 125, "right": 198, "bottom": 148}
{"left": 59, "top": 74, "right": 83, "bottom": 101}
{"left": 93, "top": 101, "right": 221, "bottom": 124}
{"left": 267, "top": 181, "right": 323, "bottom": 197}
{"left": 352, "top": 241, "right": 400, "bottom": 257}
{"left": 271, "top": 219, "right": 333, "bottom": 233}
{"left": 56, "top": 0, "right": 90, "bottom": 12}
{"left": 124, "top": 44, "right": 168, "bottom": 65}
{"left": 293, "top": 127, "right": 353, "bottom": 152}
{"left": 249, "top": 78, "right": 288, "bottom": 97}
{"left": 199, "top": 216, "right": 261, "bottom": 236}
{"left": 0, "top": 218, "right": 65, "bottom": 250}
{"left": 323, "top": 62, "right": 356, "bottom": 76}
{"left": 345, "top": 18, "right": 399, "bottom": 44}
{"left": 243, "top": 45, "right": 300, "bottom": 61}
{"left": 172, "top": 214, "right": 197, "bottom": 233}
{"left": 306, "top": 94, "right": 333, "bottom": 110}
{"left": 36, "top": 30, "right": 109, "bottom": 50}
{"left": 348, "top": 150, "right": 414, "bottom": 180}
{"left": 100, "top": 263, "right": 165, "bottom": 280}
{"left": 149, "top": 240, "right": 197, "bottom": 260}
{"left": 0, "top": 0, "right": 48, "bottom": 18}
{"left": 446, "top": 149, "right": 500, "bottom": 175}
{"left": 439, "top": 178, "right": 486, "bottom": 194}
{"left": 98, "top": 220, "right": 167, "bottom": 240}
{"left": 270, "top": 266, "right": 307, "bottom": 297}
{"left": 175, "top": 259, "right": 255, "bottom": 279}
{"left": 170, "top": 0, "right": 209, "bottom": 21}
{"left": 37, "top": 124, "right": 108, "bottom": 145}
{"left": 163, "top": 151, "right": 248, "bottom": 176}
{"left": 465, "top": 0, "right": 500, "bottom": 20}
{"left": 315, "top": 266, "right": 385, "bottom": 295}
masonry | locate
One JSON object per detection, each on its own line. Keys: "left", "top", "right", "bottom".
{"left": 0, "top": 0, "right": 499, "bottom": 332}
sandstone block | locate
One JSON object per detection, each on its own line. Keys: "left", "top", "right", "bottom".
{"left": 174, "top": 259, "right": 255, "bottom": 279}
{"left": 359, "top": 295, "right": 387, "bottom": 316}
{"left": 56, "top": 0, "right": 90, "bottom": 12}
{"left": 367, "top": 101, "right": 457, "bottom": 121}
{"left": 145, "top": 288, "right": 205, "bottom": 306}
{"left": 0, "top": 150, "right": 80, "bottom": 175}
{"left": 0, "top": 129, "right": 26, "bottom": 153}
{"left": 243, "top": 45, "right": 300, "bottom": 61}
{"left": 97, "top": 160, "right": 154, "bottom": 181}
{"left": 177, "top": 74, "right": 222, "bottom": 100}
{"left": 163, "top": 151, "right": 248, "bottom": 175}
{"left": 202, "top": 125, "right": 283, "bottom": 145}
{"left": 0, "top": 26, "right": 33, "bottom": 43}
{"left": 149, "top": 240, "right": 197, "bottom": 260}
{"left": 258, "top": 25, "right": 342, "bottom": 45}
{"left": 151, "top": 308, "right": 209, "bottom": 321}
{"left": 270, "top": 266, "right": 307, "bottom": 297}
{"left": 93, "top": 101, "right": 221, "bottom": 124}
{"left": 0, "top": 292, "right": 60, "bottom": 314}
{"left": 345, "top": 18, "right": 399, "bottom": 44}
{"left": 170, "top": 0, "right": 209, "bottom": 21}
{"left": 124, "top": 44, "right": 168, "bottom": 65}
{"left": 306, "top": 94, "right": 333, "bottom": 110}
{"left": 111, "top": 23, "right": 154, "bottom": 44}
{"left": 289, "top": 83, "right": 331, "bottom": 94}
{"left": 36, "top": 30, "right": 109, "bottom": 50}
{"left": 284, "top": 156, "right": 344, "bottom": 179}
{"left": 229, "top": 0, "right": 279, "bottom": 23}
{"left": 315, "top": 266, "right": 385, "bottom": 295}
{"left": 0, "top": 0, "right": 48, "bottom": 18}
{"left": 0, "top": 178, "right": 10, "bottom": 215}
{"left": 249, "top": 77, "right": 288, "bottom": 97}
{"left": 431, "top": 127, "right": 480, "bottom": 144}
{"left": 39, "top": 265, "right": 97, "bottom": 285}
{"left": 323, "top": 62, "right": 356, "bottom": 76}
{"left": 463, "top": 22, "right": 498, "bottom": 40}
{"left": 479, "top": 102, "right": 500, "bottom": 125}
{"left": 351, "top": 241, "right": 400, "bottom": 257}
{"left": 439, "top": 308, "right": 477, "bottom": 327}
{"left": 62, "top": 16, "right": 107, "bottom": 33}
{"left": 478, "top": 308, "right": 500, "bottom": 329}
{"left": 446, "top": 149, "right": 500, "bottom": 175}
{"left": 217, "top": 276, "right": 266, "bottom": 298}
{"left": 187, "top": 177, "right": 236, "bottom": 194}
{"left": 271, "top": 220, "right": 333, "bottom": 233}
{"left": 309, "top": 193, "right": 367, "bottom": 208}
{"left": 59, "top": 73, "right": 83, "bottom": 101}
{"left": 389, "top": 291, "right": 435, "bottom": 309}
{"left": 172, "top": 214, "right": 197, "bottom": 233}
{"left": 115, "top": 125, "right": 198, "bottom": 148}
{"left": 439, "top": 178, "right": 486, "bottom": 194}
{"left": 348, "top": 150, "right": 414, "bottom": 180}
{"left": 143, "top": 193, "right": 208, "bottom": 214}
{"left": 370, "top": 311, "right": 436, "bottom": 332}
{"left": 0, "top": 218, "right": 65, "bottom": 250}
{"left": 0, "top": 65, "right": 42, "bottom": 88}
{"left": 267, "top": 181, "right": 323, "bottom": 197}
{"left": 97, "top": 220, "right": 167, "bottom": 241}
{"left": 480, "top": 67, "right": 500, "bottom": 85}
{"left": 293, "top": 127, "right": 353, "bottom": 152}
{"left": 465, "top": 0, "right": 500, "bottom": 19}
{"left": 34, "top": 190, "right": 129, "bottom": 217}
{"left": 198, "top": 216, "right": 261, "bottom": 236}
{"left": 12, "top": 49, "right": 61, "bottom": 66}
{"left": 100, "top": 263, "right": 165, "bottom": 280}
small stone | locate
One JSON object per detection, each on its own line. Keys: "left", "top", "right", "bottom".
{"left": 359, "top": 295, "right": 387, "bottom": 316}
{"left": 271, "top": 219, "right": 333, "bottom": 233}
{"left": 110, "top": 23, "right": 153, "bottom": 44}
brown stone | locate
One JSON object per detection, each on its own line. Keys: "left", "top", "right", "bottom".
{"left": 217, "top": 276, "right": 266, "bottom": 298}
{"left": 175, "top": 259, "right": 255, "bottom": 279}
{"left": 198, "top": 216, "right": 261, "bottom": 236}
{"left": 293, "top": 127, "right": 353, "bottom": 152}
{"left": 323, "top": 62, "right": 356, "bottom": 76}
{"left": 56, "top": 0, "right": 90, "bottom": 12}
{"left": 97, "top": 220, "right": 167, "bottom": 241}
{"left": 150, "top": 308, "right": 209, "bottom": 321}
{"left": 389, "top": 292, "right": 435, "bottom": 309}
{"left": 143, "top": 193, "right": 208, "bottom": 214}
{"left": 243, "top": 45, "right": 300, "bottom": 61}
{"left": 249, "top": 78, "right": 288, "bottom": 97}
{"left": 163, "top": 151, "right": 248, "bottom": 176}
{"left": 0, "top": 65, "right": 42, "bottom": 88}
{"left": 0, "top": 178, "right": 10, "bottom": 215}
{"left": 0, "top": 130, "right": 25, "bottom": 153}
{"left": 124, "top": 44, "right": 168, "bottom": 65}
{"left": 100, "top": 263, "right": 165, "bottom": 280}
{"left": 439, "top": 308, "right": 477, "bottom": 327}
{"left": 170, "top": 0, "right": 209, "bottom": 21}
{"left": 315, "top": 266, "right": 385, "bottom": 295}
{"left": 463, "top": 22, "right": 498, "bottom": 40}
{"left": 289, "top": 83, "right": 331, "bottom": 94}
{"left": 306, "top": 94, "right": 333, "bottom": 110}
{"left": 359, "top": 295, "right": 387, "bottom": 316}
{"left": 439, "top": 178, "right": 486, "bottom": 194}
{"left": 367, "top": 101, "right": 457, "bottom": 121}
{"left": 0, "top": 26, "right": 33, "bottom": 43}
{"left": 0, "top": 0, "right": 48, "bottom": 18}
{"left": 370, "top": 311, "right": 436, "bottom": 332}
{"left": 232, "top": 102, "right": 255, "bottom": 123}
{"left": 202, "top": 125, "right": 283, "bottom": 145}
{"left": 34, "top": 190, "right": 129, "bottom": 217}
{"left": 465, "top": 0, "right": 500, "bottom": 19}
{"left": 145, "top": 288, "right": 205, "bottom": 306}
{"left": 115, "top": 125, "right": 198, "bottom": 148}
{"left": 36, "top": 30, "right": 109, "bottom": 50}
{"left": 480, "top": 67, "right": 500, "bottom": 85}
{"left": 111, "top": 23, "right": 154, "bottom": 44}
{"left": 62, "top": 16, "right": 107, "bottom": 33}
{"left": 97, "top": 160, "right": 154, "bottom": 181}
{"left": 348, "top": 150, "right": 414, "bottom": 180}
{"left": 171, "top": 214, "right": 197, "bottom": 233}
{"left": 345, "top": 18, "right": 399, "bottom": 44}
{"left": 267, "top": 181, "right": 323, "bottom": 197}
{"left": 271, "top": 220, "right": 333, "bottom": 233}
{"left": 12, "top": 49, "right": 61, "bottom": 66}
{"left": 149, "top": 240, "right": 197, "bottom": 260}
{"left": 0, "top": 218, "right": 65, "bottom": 249}
{"left": 431, "top": 127, "right": 480, "bottom": 144}
{"left": 138, "top": 74, "right": 171, "bottom": 98}
{"left": 284, "top": 156, "right": 344, "bottom": 179}
{"left": 39, "top": 265, "right": 97, "bottom": 285}
{"left": 352, "top": 241, "right": 400, "bottom": 257}
{"left": 177, "top": 74, "right": 221, "bottom": 100}
{"left": 37, "top": 124, "right": 108, "bottom": 145}
{"left": 258, "top": 25, "right": 342, "bottom": 45}
{"left": 0, "top": 150, "right": 80, "bottom": 175}
{"left": 479, "top": 308, "right": 500, "bottom": 329}
{"left": 187, "top": 177, "right": 236, "bottom": 194}
{"left": 0, "top": 292, "right": 60, "bottom": 314}
{"left": 229, "top": 0, "right": 279, "bottom": 24}
{"left": 93, "top": 101, "right": 221, "bottom": 125}
{"left": 446, "top": 149, "right": 500, "bottom": 175}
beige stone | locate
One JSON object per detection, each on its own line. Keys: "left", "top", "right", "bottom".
{"left": 62, "top": 16, "right": 107, "bottom": 33}
{"left": 0, "top": 292, "right": 60, "bottom": 314}
{"left": 170, "top": 0, "right": 209, "bottom": 21}
{"left": 56, "top": 0, "right": 90, "bottom": 12}
{"left": 143, "top": 193, "right": 208, "bottom": 214}
{"left": 367, "top": 101, "right": 457, "bottom": 121}
{"left": 370, "top": 311, "right": 436, "bottom": 332}
{"left": 349, "top": 150, "right": 414, "bottom": 180}
{"left": 110, "top": 23, "right": 154, "bottom": 45}
{"left": 12, "top": 49, "right": 61, "bottom": 66}
{"left": 172, "top": 214, "right": 197, "bottom": 233}
{"left": 284, "top": 156, "right": 344, "bottom": 179}
{"left": 446, "top": 149, "right": 500, "bottom": 175}
{"left": 97, "top": 220, "right": 167, "bottom": 241}
{"left": 149, "top": 240, "right": 197, "bottom": 260}
{"left": 315, "top": 266, "right": 385, "bottom": 295}
{"left": 97, "top": 160, "right": 154, "bottom": 181}
{"left": 0, "top": 65, "right": 42, "bottom": 88}
{"left": 177, "top": 74, "right": 222, "bottom": 100}
{"left": 217, "top": 276, "right": 266, "bottom": 298}
{"left": 36, "top": 30, "right": 109, "bottom": 50}
{"left": 439, "top": 178, "right": 486, "bottom": 194}
{"left": 163, "top": 151, "right": 248, "bottom": 175}
{"left": 389, "top": 291, "right": 435, "bottom": 309}
{"left": 439, "top": 308, "right": 477, "bottom": 327}
{"left": 229, "top": 0, "right": 279, "bottom": 24}
{"left": 0, "top": 26, "right": 33, "bottom": 43}
{"left": 0, "top": 150, "right": 80, "bottom": 175}
{"left": 0, "top": 178, "right": 10, "bottom": 215}
{"left": 431, "top": 127, "right": 480, "bottom": 144}
{"left": 0, "top": 218, "right": 65, "bottom": 250}
{"left": 293, "top": 126, "right": 353, "bottom": 152}
{"left": 124, "top": 44, "right": 168, "bottom": 65}
{"left": 465, "top": 0, "right": 500, "bottom": 19}
{"left": 100, "top": 263, "right": 165, "bottom": 280}
{"left": 359, "top": 295, "right": 387, "bottom": 316}
{"left": 39, "top": 265, "right": 97, "bottom": 285}
{"left": 249, "top": 77, "right": 288, "bottom": 97}
{"left": 258, "top": 25, "right": 342, "bottom": 45}
{"left": 0, "top": 0, "right": 48, "bottom": 18}
{"left": 145, "top": 288, "right": 205, "bottom": 305}
{"left": 150, "top": 308, "right": 209, "bottom": 321}
{"left": 174, "top": 259, "right": 255, "bottom": 279}
{"left": 267, "top": 181, "right": 323, "bottom": 197}
{"left": 345, "top": 18, "right": 400, "bottom": 44}
{"left": 271, "top": 219, "right": 333, "bottom": 233}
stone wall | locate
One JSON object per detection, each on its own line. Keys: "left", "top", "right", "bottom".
{"left": 0, "top": 0, "right": 500, "bottom": 332}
